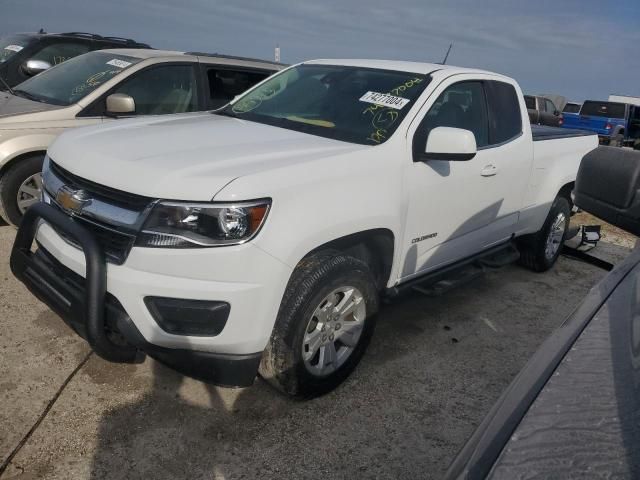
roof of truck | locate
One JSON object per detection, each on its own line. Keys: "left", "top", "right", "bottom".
{"left": 303, "top": 58, "right": 495, "bottom": 76}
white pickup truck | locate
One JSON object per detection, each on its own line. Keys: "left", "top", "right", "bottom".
{"left": 11, "top": 60, "right": 598, "bottom": 398}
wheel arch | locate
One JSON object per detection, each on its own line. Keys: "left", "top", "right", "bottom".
{"left": 0, "top": 149, "right": 47, "bottom": 177}
{"left": 558, "top": 181, "right": 575, "bottom": 209}
{"left": 299, "top": 228, "right": 395, "bottom": 291}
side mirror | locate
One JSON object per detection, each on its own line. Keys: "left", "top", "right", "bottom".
{"left": 574, "top": 147, "right": 640, "bottom": 236}
{"left": 421, "top": 126, "right": 477, "bottom": 162}
{"left": 22, "top": 59, "right": 52, "bottom": 76}
{"left": 554, "top": 110, "right": 560, "bottom": 116}
{"left": 106, "top": 93, "right": 135, "bottom": 116}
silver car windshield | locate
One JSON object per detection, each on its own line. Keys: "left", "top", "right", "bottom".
{"left": 12, "top": 51, "right": 141, "bottom": 106}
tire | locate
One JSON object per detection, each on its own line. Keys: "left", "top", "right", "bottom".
{"left": 259, "top": 251, "right": 379, "bottom": 398}
{"left": 0, "top": 154, "right": 45, "bottom": 226}
{"left": 518, "top": 196, "right": 571, "bottom": 272}
{"left": 610, "top": 134, "right": 624, "bottom": 148}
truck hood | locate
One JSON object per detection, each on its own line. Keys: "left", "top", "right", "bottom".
{"left": 0, "top": 92, "right": 62, "bottom": 118}
{"left": 49, "top": 112, "right": 366, "bottom": 200}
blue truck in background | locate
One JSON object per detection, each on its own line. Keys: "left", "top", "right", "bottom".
{"left": 562, "top": 100, "right": 640, "bottom": 147}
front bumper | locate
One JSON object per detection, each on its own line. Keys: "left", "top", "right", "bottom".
{"left": 11, "top": 203, "right": 288, "bottom": 387}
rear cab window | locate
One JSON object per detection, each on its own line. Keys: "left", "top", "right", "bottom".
{"left": 581, "top": 101, "right": 626, "bottom": 119}
{"left": 485, "top": 81, "right": 522, "bottom": 145}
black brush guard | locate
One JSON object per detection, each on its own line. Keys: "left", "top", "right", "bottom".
{"left": 10, "top": 202, "right": 139, "bottom": 362}
{"left": 10, "top": 202, "right": 262, "bottom": 387}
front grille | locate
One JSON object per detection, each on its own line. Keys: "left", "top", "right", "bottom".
{"left": 49, "top": 161, "right": 153, "bottom": 211}
{"left": 50, "top": 208, "right": 136, "bottom": 265}
{"left": 46, "top": 160, "right": 148, "bottom": 265}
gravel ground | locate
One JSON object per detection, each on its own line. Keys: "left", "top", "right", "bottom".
{"left": 0, "top": 221, "right": 635, "bottom": 480}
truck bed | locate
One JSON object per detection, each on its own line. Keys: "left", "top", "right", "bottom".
{"left": 532, "top": 124, "right": 595, "bottom": 141}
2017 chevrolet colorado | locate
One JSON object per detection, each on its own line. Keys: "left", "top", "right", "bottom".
{"left": 11, "top": 60, "right": 598, "bottom": 397}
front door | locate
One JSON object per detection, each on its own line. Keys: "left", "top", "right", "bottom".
{"left": 399, "top": 76, "right": 531, "bottom": 281}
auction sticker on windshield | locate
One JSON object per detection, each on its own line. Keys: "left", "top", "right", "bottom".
{"left": 106, "top": 59, "right": 132, "bottom": 68}
{"left": 4, "top": 45, "right": 23, "bottom": 52}
{"left": 360, "top": 91, "right": 410, "bottom": 110}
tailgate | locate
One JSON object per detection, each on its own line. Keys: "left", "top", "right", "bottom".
{"left": 575, "top": 115, "right": 621, "bottom": 135}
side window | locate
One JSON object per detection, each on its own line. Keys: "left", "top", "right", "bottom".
{"left": 416, "top": 81, "right": 489, "bottom": 149}
{"left": 207, "top": 69, "right": 270, "bottom": 109}
{"left": 545, "top": 99, "right": 556, "bottom": 113}
{"left": 485, "top": 81, "right": 523, "bottom": 145}
{"left": 30, "top": 42, "right": 90, "bottom": 66}
{"left": 113, "top": 65, "right": 198, "bottom": 115}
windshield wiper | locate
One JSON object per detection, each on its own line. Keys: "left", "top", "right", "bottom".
{"left": 214, "top": 108, "right": 237, "bottom": 118}
{"left": 12, "top": 89, "right": 46, "bottom": 103}
{"left": 0, "top": 74, "right": 14, "bottom": 95}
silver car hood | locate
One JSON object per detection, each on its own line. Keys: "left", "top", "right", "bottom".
{"left": 0, "top": 92, "right": 63, "bottom": 118}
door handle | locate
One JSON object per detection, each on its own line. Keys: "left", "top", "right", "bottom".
{"left": 481, "top": 164, "right": 498, "bottom": 177}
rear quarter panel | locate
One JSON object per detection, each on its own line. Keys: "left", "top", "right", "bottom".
{"left": 517, "top": 134, "right": 598, "bottom": 235}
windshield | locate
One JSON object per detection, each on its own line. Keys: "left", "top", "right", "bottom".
{"left": 581, "top": 101, "right": 626, "bottom": 119}
{"left": 563, "top": 103, "right": 581, "bottom": 114}
{"left": 13, "top": 51, "right": 142, "bottom": 106}
{"left": 219, "top": 64, "right": 431, "bottom": 145}
{"left": 0, "top": 34, "right": 33, "bottom": 64}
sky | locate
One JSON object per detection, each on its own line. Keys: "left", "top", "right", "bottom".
{"left": 2, "top": 0, "right": 639, "bottom": 101}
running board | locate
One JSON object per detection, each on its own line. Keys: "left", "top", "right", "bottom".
{"left": 386, "top": 242, "right": 519, "bottom": 298}
{"left": 412, "top": 265, "right": 485, "bottom": 297}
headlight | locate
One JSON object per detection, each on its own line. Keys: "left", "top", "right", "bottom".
{"left": 136, "top": 199, "right": 271, "bottom": 248}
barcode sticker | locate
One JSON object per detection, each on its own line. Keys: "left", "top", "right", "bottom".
{"left": 359, "top": 91, "right": 410, "bottom": 110}
{"left": 106, "top": 59, "right": 132, "bottom": 68}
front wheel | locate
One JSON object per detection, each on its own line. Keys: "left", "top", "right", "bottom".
{"left": 259, "top": 252, "right": 379, "bottom": 398}
{"left": 518, "top": 196, "right": 571, "bottom": 272}
{"left": 0, "top": 155, "right": 45, "bottom": 226}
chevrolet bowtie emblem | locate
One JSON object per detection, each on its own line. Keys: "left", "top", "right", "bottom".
{"left": 56, "top": 186, "right": 91, "bottom": 214}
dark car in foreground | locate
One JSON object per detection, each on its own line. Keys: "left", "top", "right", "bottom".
{"left": 0, "top": 31, "right": 150, "bottom": 89}
{"left": 446, "top": 146, "right": 640, "bottom": 479}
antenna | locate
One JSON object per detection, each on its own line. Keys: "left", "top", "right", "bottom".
{"left": 441, "top": 43, "right": 453, "bottom": 65}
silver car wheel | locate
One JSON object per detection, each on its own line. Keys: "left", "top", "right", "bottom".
{"left": 17, "top": 172, "right": 42, "bottom": 214}
{"left": 545, "top": 211, "right": 566, "bottom": 260}
{"left": 302, "top": 286, "right": 366, "bottom": 377}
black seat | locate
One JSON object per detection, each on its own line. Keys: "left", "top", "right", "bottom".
{"left": 435, "top": 102, "right": 465, "bottom": 128}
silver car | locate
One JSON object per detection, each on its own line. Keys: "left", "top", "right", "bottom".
{"left": 0, "top": 48, "right": 283, "bottom": 225}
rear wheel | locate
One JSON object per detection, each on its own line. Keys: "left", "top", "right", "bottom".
{"left": 259, "top": 251, "right": 379, "bottom": 398}
{"left": 0, "top": 154, "right": 45, "bottom": 226}
{"left": 518, "top": 196, "right": 571, "bottom": 272}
